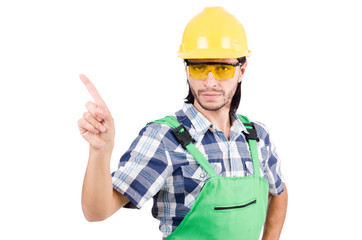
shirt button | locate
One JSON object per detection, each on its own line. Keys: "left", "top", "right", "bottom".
{"left": 200, "top": 173, "right": 205, "bottom": 178}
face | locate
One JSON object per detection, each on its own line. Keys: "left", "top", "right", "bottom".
{"left": 185, "top": 58, "right": 247, "bottom": 112}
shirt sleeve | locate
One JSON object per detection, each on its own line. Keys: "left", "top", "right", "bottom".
{"left": 254, "top": 121, "right": 285, "bottom": 196}
{"left": 111, "top": 123, "right": 171, "bottom": 209}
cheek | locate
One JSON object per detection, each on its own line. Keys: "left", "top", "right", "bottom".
{"left": 225, "top": 81, "right": 240, "bottom": 96}
{"left": 223, "top": 80, "right": 238, "bottom": 90}
{"left": 188, "top": 78, "right": 203, "bottom": 90}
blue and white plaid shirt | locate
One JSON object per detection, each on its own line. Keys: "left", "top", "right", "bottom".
{"left": 112, "top": 103, "right": 284, "bottom": 239}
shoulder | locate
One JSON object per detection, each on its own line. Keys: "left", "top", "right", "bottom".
{"left": 125, "top": 120, "right": 173, "bottom": 152}
{"left": 143, "top": 121, "right": 173, "bottom": 138}
{"left": 141, "top": 112, "right": 186, "bottom": 151}
{"left": 250, "top": 120, "right": 272, "bottom": 145}
{"left": 145, "top": 107, "right": 191, "bottom": 135}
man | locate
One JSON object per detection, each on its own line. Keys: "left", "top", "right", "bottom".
{"left": 78, "top": 7, "right": 287, "bottom": 240}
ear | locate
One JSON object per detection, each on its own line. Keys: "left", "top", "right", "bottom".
{"left": 184, "top": 61, "right": 188, "bottom": 77}
{"left": 238, "top": 61, "right": 248, "bottom": 83}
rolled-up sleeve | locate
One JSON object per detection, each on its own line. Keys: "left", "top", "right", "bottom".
{"left": 265, "top": 136, "right": 285, "bottom": 196}
{"left": 255, "top": 122, "right": 285, "bottom": 196}
{"left": 112, "top": 123, "right": 171, "bottom": 209}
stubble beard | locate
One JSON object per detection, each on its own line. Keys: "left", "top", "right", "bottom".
{"left": 191, "top": 83, "right": 238, "bottom": 112}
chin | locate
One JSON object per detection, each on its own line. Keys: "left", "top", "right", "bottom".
{"left": 200, "top": 103, "right": 227, "bottom": 111}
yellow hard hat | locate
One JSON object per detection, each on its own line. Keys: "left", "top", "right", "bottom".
{"left": 178, "top": 7, "right": 251, "bottom": 59}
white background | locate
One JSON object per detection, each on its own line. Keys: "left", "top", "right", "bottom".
{"left": 1, "top": 0, "right": 361, "bottom": 239}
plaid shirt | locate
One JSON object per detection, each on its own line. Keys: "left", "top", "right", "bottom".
{"left": 112, "top": 103, "right": 284, "bottom": 239}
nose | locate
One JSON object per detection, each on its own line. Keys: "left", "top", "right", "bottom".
{"left": 203, "top": 71, "right": 218, "bottom": 87}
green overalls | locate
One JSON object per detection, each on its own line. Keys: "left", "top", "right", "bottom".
{"left": 154, "top": 115, "right": 269, "bottom": 240}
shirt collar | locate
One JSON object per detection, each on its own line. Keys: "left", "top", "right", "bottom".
{"left": 182, "top": 103, "right": 213, "bottom": 134}
{"left": 230, "top": 112, "right": 249, "bottom": 136}
{"left": 182, "top": 103, "right": 248, "bottom": 135}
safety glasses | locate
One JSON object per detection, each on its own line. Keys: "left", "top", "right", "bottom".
{"left": 185, "top": 60, "right": 242, "bottom": 81}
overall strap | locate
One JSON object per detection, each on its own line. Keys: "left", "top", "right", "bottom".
{"left": 153, "top": 116, "right": 218, "bottom": 178}
{"left": 238, "top": 115, "right": 261, "bottom": 178}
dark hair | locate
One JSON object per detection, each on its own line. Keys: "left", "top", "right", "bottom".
{"left": 184, "top": 57, "right": 247, "bottom": 115}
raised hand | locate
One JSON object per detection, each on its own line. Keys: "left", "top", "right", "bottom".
{"left": 78, "top": 74, "right": 115, "bottom": 151}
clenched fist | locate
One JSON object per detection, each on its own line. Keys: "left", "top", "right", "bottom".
{"left": 78, "top": 74, "right": 115, "bottom": 151}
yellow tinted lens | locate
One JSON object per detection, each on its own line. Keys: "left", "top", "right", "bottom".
{"left": 213, "top": 65, "right": 236, "bottom": 80}
{"left": 188, "top": 64, "right": 236, "bottom": 81}
{"left": 188, "top": 64, "right": 210, "bottom": 80}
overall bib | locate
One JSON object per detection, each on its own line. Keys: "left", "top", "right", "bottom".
{"left": 153, "top": 115, "right": 269, "bottom": 240}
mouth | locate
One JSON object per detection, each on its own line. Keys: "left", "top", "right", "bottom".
{"left": 201, "top": 92, "right": 222, "bottom": 100}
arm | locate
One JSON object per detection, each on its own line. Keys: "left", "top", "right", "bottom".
{"left": 81, "top": 147, "right": 130, "bottom": 222}
{"left": 262, "top": 184, "right": 288, "bottom": 240}
{"left": 78, "top": 74, "right": 130, "bottom": 222}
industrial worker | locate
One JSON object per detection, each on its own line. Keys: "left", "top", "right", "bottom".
{"left": 78, "top": 7, "right": 288, "bottom": 240}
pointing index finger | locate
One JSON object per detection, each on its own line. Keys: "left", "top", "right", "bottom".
{"left": 80, "top": 74, "right": 107, "bottom": 108}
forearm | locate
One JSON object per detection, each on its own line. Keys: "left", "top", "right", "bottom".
{"left": 81, "top": 147, "right": 114, "bottom": 221}
{"left": 262, "top": 184, "right": 288, "bottom": 240}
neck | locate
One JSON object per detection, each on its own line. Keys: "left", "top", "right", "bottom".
{"left": 193, "top": 102, "right": 232, "bottom": 139}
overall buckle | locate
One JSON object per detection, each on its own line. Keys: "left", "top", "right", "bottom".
{"left": 243, "top": 123, "right": 259, "bottom": 142}
{"left": 172, "top": 125, "right": 196, "bottom": 149}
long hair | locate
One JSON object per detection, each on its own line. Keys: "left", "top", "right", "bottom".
{"left": 184, "top": 57, "right": 247, "bottom": 115}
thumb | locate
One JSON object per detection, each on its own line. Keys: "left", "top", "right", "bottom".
{"left": 96, "top": 104, "right": 113, "bottom": 125}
